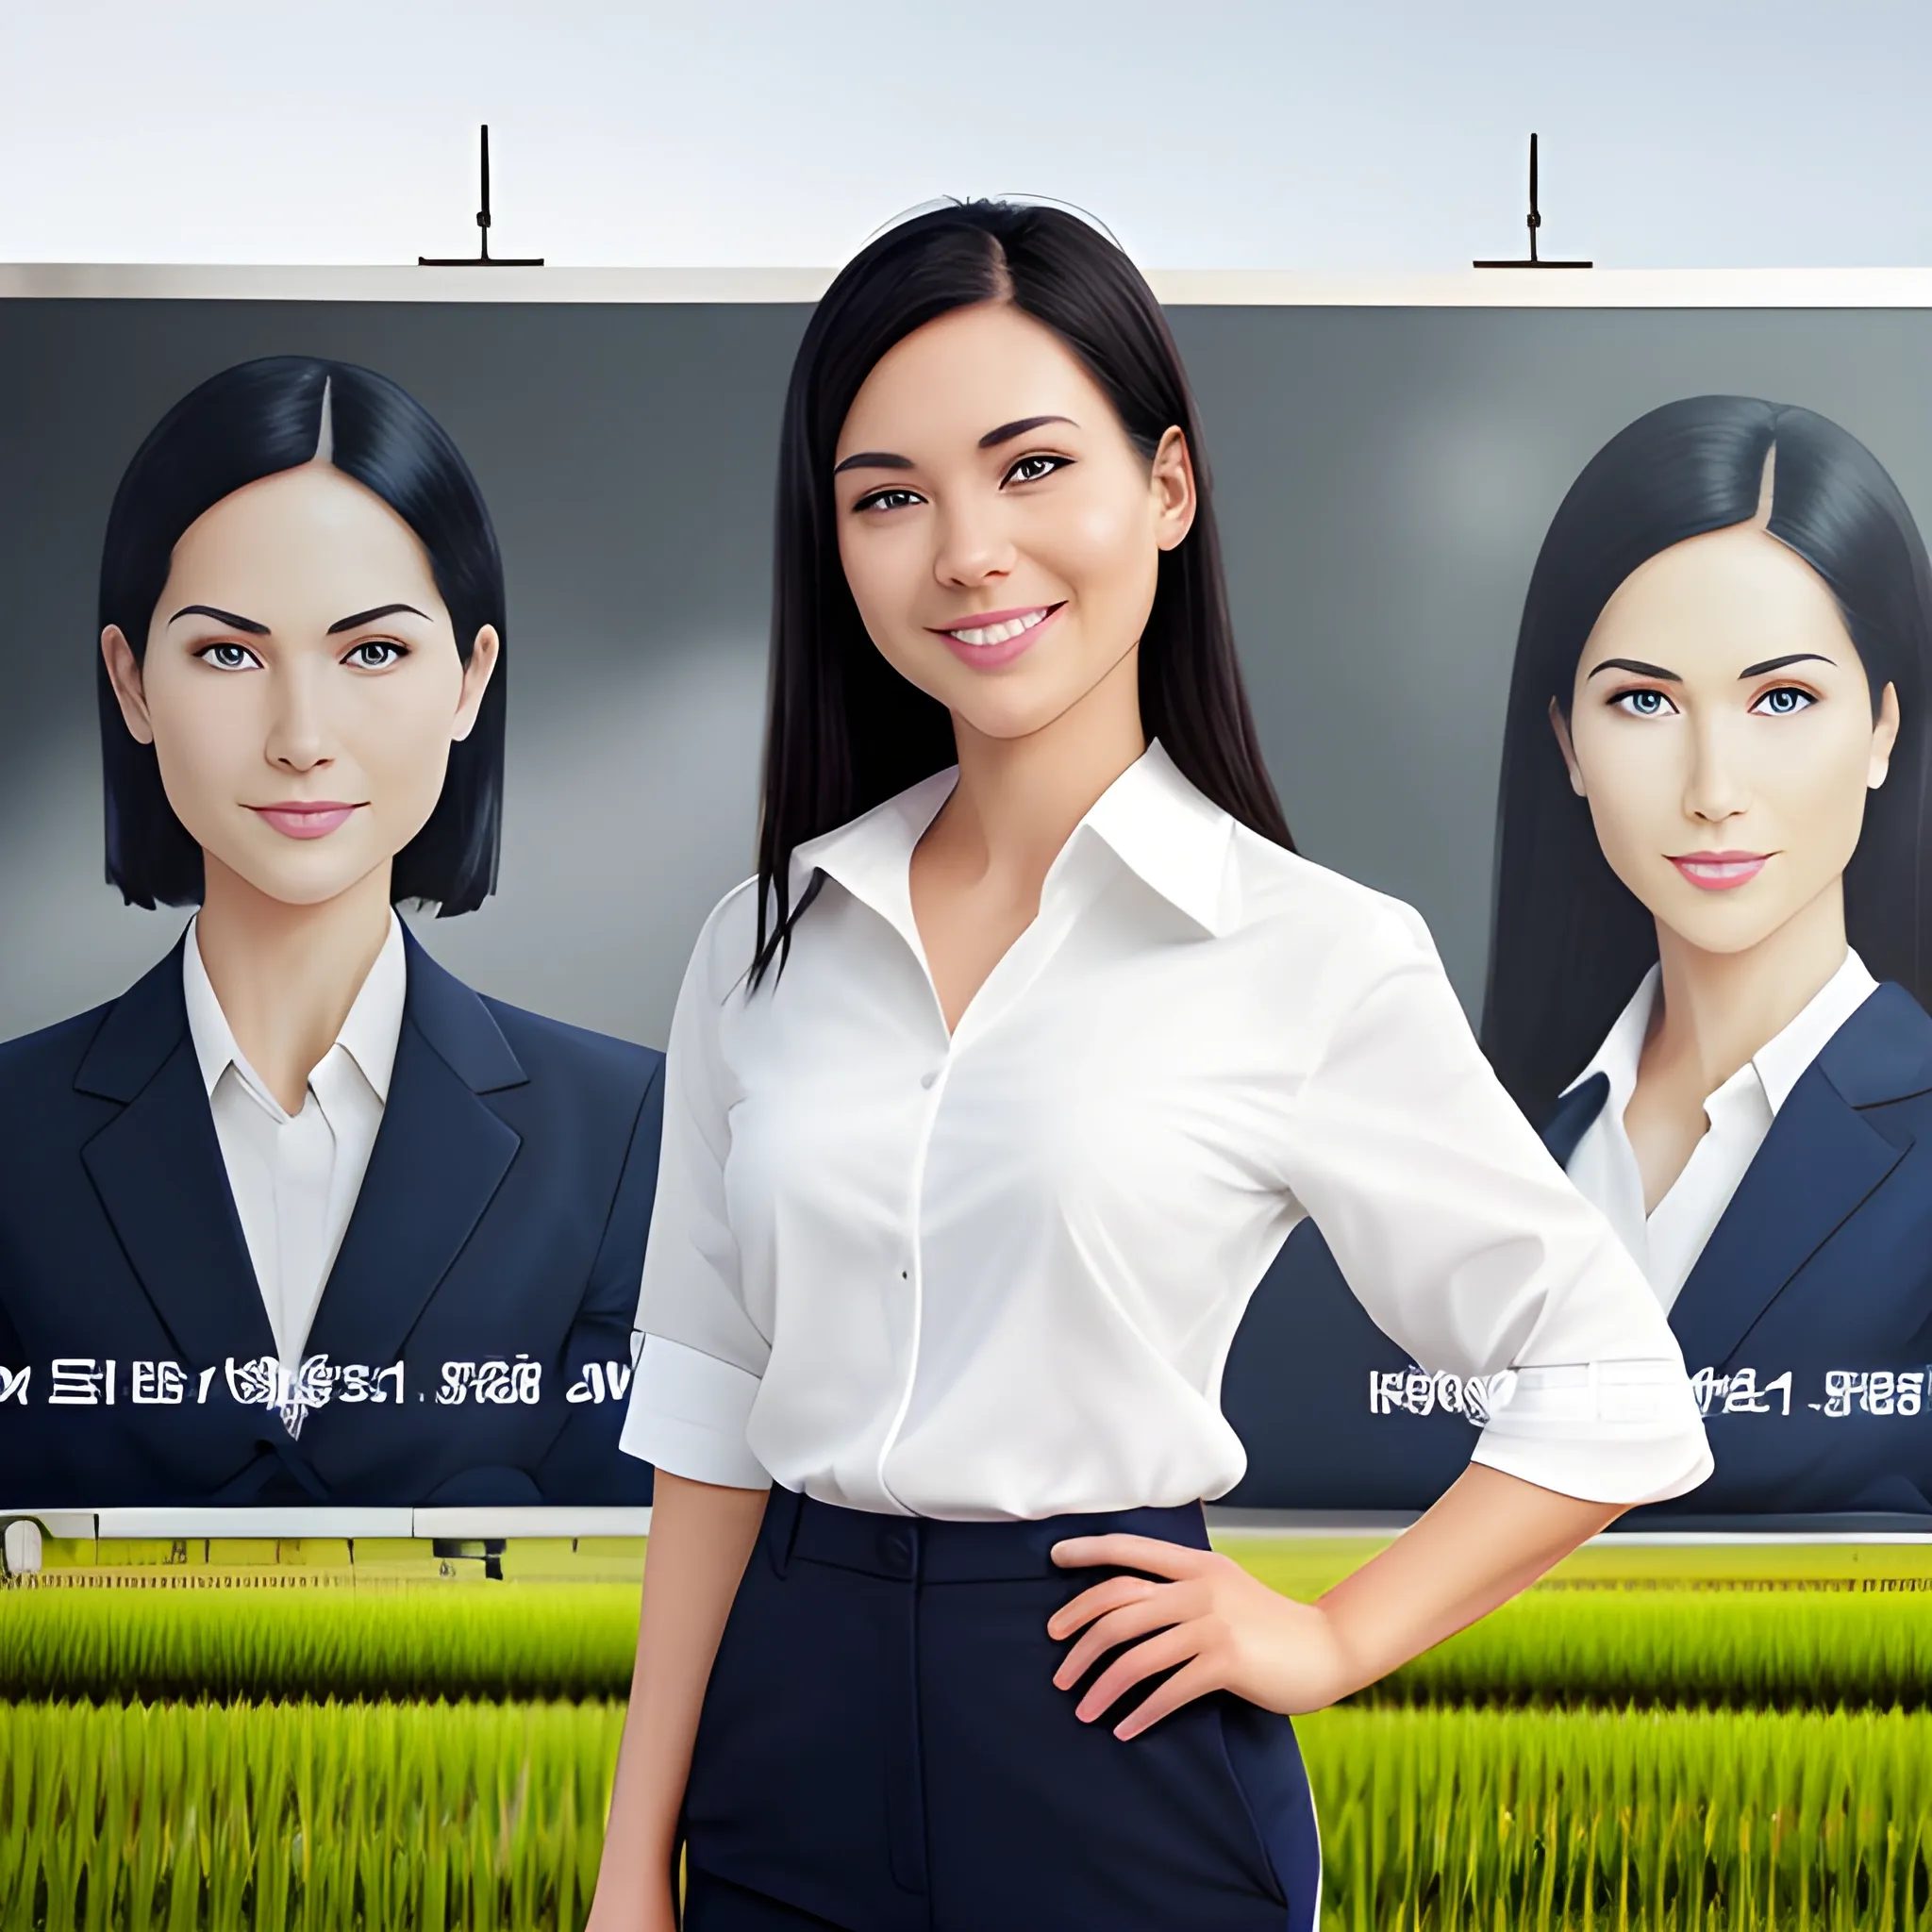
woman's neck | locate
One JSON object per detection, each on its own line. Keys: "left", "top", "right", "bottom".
{"left": 934, "top": 648, "right": 1147, "bottom": 899}
{"left": 194, "top": 855, "right": 395, "bottom": 1114}
{"left": 1645, "top": 878, "right": 1851, "bottom": 1100}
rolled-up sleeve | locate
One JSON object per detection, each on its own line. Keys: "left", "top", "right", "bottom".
{"left": 1276, "top": 903, "right": 1712, "bottom": 1507}
{"left": 618, "top": 888, "right": 773, "bottom": 1491}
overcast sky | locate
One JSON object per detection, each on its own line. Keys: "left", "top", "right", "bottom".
{"left": 4, "top": 0, "right": 1929, "bottom": 271}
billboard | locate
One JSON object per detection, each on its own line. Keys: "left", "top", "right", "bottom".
{"left": 3, "top": 270, "right": 1930, "bottom": 1524}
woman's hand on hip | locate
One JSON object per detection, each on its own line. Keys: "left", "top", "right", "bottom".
{"left": 1046, "top": 1535, "right": 1349, "bottom": 1739}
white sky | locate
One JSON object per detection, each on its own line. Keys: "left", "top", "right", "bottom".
{"left": 3, "top": 0, "right": 1928, "bottom": 270}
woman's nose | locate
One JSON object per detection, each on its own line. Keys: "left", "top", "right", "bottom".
{"left": 932, "top": 498, "right": 1015, "bottom": 589}
{"left": 1683, "top": 713, "right": 1751, "bottom": 825}
{"left": 262, "top": 664, "right": 333, "bottom": 773}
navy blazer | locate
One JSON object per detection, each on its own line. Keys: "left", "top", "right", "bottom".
{"left": 1221, "top": 982, "right": 1932, "bottom": 1520}
{"left": 0, "top": 928, "right": 663, "bottom": 1509}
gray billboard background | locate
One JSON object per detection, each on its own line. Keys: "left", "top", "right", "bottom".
{"left": 5, "top": 298, "right": 1931, "bottom": 1050}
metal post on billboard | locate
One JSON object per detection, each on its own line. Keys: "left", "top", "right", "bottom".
{"left": 1474, "top": 133, "right": 1591, "bottom": 269}
{"left": 418, "top": 125, "right": 545, "bottom": 268}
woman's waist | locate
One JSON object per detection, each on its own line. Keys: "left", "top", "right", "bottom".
{"left": 760, "top": 1485, "right": 1208, "bottom": 1583}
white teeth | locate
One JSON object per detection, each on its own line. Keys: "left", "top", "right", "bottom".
{"left": 947, "top": 608, "right": 1051, "bottom": 647}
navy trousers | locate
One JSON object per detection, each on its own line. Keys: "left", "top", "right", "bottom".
{"left": 680, "top": 1489, "right": 1322, "bottom": 1932}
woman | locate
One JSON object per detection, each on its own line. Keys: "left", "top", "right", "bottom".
{"left": 591, "top": 203, "right": 1710, "bottom": 1931}
{"left": 1483, "top": 394, "right": 1932, "bottom": 1517}
{"left": 0, "top": 357, "right": 661, "bottom": 1509}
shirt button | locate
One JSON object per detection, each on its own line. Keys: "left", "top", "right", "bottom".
{"left": 878, "top": 1528, "right": 915, "bottom": 1576}
{"left": 920, "top": 1070, "right": 938, "bottom": 1090}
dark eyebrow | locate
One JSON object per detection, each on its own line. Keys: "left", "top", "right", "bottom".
{"left": 1740, "top": 652, "right": 1835, "bottom": 677}
{"left": 831, "top": 414, "right": 1078, "bottom": 476}
{"left": 169, "top": 604, "right": 269, "bottom": 636}
{"left": 832, "top": 450, "right": 914, "bottom": 475}
{"left": 978, "top": 414, "right": 1075, "bottom": 449}
{"left": 1587, "top": 657, "right": 1681, "bottom": 682}
{"left": 327, "top": 603, "right": 431, "bottom": 634}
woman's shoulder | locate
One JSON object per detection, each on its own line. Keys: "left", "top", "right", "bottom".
{"left": 679, "top": 874, "right": 767, "bottom": 1001}
{"left": 0, "top": 943, "right": 187, "bottom": 1106}
{"left": 1223, "top": 824, "right": 1440, "bottom": 966}
{"left": 475, "top": 996, "right": 664, "bottom": 1100}
{"left": 0, "top": 999, "right": 123, "bottom": 1096}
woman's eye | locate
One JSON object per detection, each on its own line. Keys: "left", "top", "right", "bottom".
{"left": 343, "top": 640, "right": 407, "bottom": 670}
{"left": 1610, "top": 688, "right": 1675, "bottom": 718}
{"left": 1753, "top": 685, "right": 1815, "bottom": 716}
{"left": 195, "top": 641, "right": 260, "bottom": 672}
{"left": 1005, "top": 454, "right": 1069, "bottom": 486}
{"left": 853, "top": 488, "right": 924, "bottom": 514}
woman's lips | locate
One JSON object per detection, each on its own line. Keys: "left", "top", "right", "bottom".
{"left": 248, "top": 802, "right": 364, "bottom": 841}
{"left": 928, "top": 602, "right": 1064, "bottom": 670}
{"left": 1669, "top": 851, "right": 1770, "bottom": 891}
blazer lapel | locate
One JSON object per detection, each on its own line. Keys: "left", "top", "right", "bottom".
{"left": 1668, "top": 987, "right": 1928, "bottom": 1371}
{"left": 303, "top": 931, "right": 525, "bottom": 1372}
{"left": 75, "top": 941, "right": 278, "bottom": 1370}
{"left": 1541, "top": 1073, "right": 1609, "bottom": 1170}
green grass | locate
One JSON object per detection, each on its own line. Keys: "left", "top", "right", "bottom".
{"left": 1361, "top": 1585, "right": 1932, "bottom": 1709}
{"left": 10, "top": 1574, "right": 1932, "bottom": 1710}
{"left": 0, "top": 1585, "right": 641, "bottom": 1705}
{"left": 1304, "top": 1704, "right": 1932, "bottom": 1931}
{"left": 0, "top": 1698, "right": 625, "bottom": 1932}
{"left": 1216, "top": 1534, "right": 1932, "bottom": 1600}
{"left": 9, "top": 1542, "right": 1932, "bottom": 1927}
{"left": 5, "top": 1699, "right": 1930, "bottom": 1930}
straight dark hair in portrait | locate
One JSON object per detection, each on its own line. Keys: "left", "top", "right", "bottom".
{"left": 1483, "top": 394, "right": 1932, "bottom": 1124}
{"left": 96, "top": 355, "right": 508, "bottom": 916}
{"left": 752, "top": 198, "right": 1293, "bottom": 986}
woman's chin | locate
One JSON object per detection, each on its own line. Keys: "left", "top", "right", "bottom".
{"left": 1653, "top": 900, "right": 1797, "bottom": 961}
{"left": 205, "top": 847, "right": 387, "bottom": 913}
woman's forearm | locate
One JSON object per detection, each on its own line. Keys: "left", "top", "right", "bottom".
{"left": 1313, "top": 1460, "right": 1620, "bottom": 1697}
{"left": 588, "top": 1472, "right": 769, "bottom": 1925}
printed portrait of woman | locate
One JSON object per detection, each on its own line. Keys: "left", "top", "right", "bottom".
{"left": 0, "top": 357, "right": 662, "bottom": 1510}
{"left": 1482, "top": 394, "right": 1932, "bottom": 1517}
{"left": 1227, "top": 393, "right": 1932, "bottom": 1523}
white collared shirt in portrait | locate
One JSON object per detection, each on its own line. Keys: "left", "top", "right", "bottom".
{"left": 182, "top": 909, "right": 406, "bottom": 1373}
{"left": 621, "top": 741, "right": 1713, "bottom": 1521}
{"left": 1561, "top": 950, "right": 1879, "bottom": 1312}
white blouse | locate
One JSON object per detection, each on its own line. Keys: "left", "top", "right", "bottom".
{"left": 621, "top": 741, "right": 1712, "bottom": 1521}
{"left": 184, "top": 910, "right": 405, "bottom": 1374}
{"left": 1561, "top": 949, "right": 1879, "bottom": 1312}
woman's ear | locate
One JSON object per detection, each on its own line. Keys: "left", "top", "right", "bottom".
{"left": 1547, "top": 695, "right": 1586, "bottom": 798}
{"left": 452, "top": 625, "right": 501, "bottom": 743}
{"left": 101, "top": 625, "right": 156, "bottom": 745}
{"left": 1869, "top": 679, "right": 1901, "bottom": 790}
{"left": 1150, "top": 426, "right": 1197, "bottom": 553}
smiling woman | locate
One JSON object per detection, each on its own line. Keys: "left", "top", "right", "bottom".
{"left": 1482, "top": 395, "right": 1932, "bottom": 1516}
{"left": 102, "top": 459, "right": 500, "bottom": 1110}
{"left": 0, "top": 357, "right": 664, "bottom": 1512}
{"left": 588, "top": 202, "right": 1714, "bottom": 1932}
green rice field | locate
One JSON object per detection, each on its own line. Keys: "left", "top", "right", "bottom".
{"left": 7, "top": 1566, "right": 1930, "bottom": 1710}
{"left": 4, "top": 1535, "right": 1931, "bottom": 1928}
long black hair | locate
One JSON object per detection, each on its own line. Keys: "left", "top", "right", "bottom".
{"left": 751, "top": 198, "right": 1291, "bottom": 985}
{"left": 98, "top": 355, "right": 508, "bottom": 916}
{"left": 1482, "top": 395, "right": 1932, "bottom": 1123}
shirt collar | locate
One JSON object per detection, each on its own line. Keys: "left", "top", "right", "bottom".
{"left": 1752, "top": 947, "right": 1878, "bottom": 1112}
{"left": 788, "top": 767, "right": 957, "bottom": 961}
{"left": 789, "top": 739, "right": 1237, "bottom": 943}
{"left": 1076, "top": 740, "right": 1237, "bottom": 937}
{"left": 182, "top": 908, "right": 408, "bottom": 1108}
{"left": 1563, "top": 947, "right": 1879, "bottom": 1120}
{"left": 1566, "top": 962, "right": 1660, "bottom": 1119}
